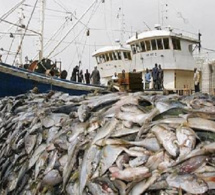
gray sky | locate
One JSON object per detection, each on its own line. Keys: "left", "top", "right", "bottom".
{"left": 0, "top": 0, "right": 215, "bottom": 76}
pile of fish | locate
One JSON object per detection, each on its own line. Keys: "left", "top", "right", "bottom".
{"left": 1, "top": 90, "right": 215, "bottom": 195}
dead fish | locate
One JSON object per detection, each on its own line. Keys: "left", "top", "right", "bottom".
{"left": 130, "top": 137, "right": 161, "bottom": 152}
{"left": 145, "top": 151, "right": 165, "bottom": 171}
{"left": 166, "top": 173, "right": 208, "bottom": 194}
{"left": 41, "top": 113, "right": 68, "bottom": 128}
{"left": 41, "top": 169, "right": 62, "bottom": 187}
{"left": 35, "top": 151, "right": 49, "bottom": 179}
{"left": 24, "top": 134, "right": 37, "bottom": 154}
{"left": 109, "top": 166, "right": 150, "bottom": 182}
{"left": 129, "top": 155, "right": 149, "bottom": 167}
{"left": 79, "top": 145, "right": 101, "bottom": 194}
{"left": 116, "top": 153, "right": 130, "bottom": 170}
{"left": 92, "top": 118, "right": 118, "bottom": 145}
{"left": 112, "top": 180, "right": 127, "bottom": 195}
{"left": 51, "top": 103, "right": 78, "bottom": 114}
{"left": 151, "top": 125, "right": 179, "bottom": 157}
{"left": 99, "top": 145, "right": 124, "bottom": 176}
{"left": 176, "top": 155, "right": 207, "bottom": 174}
{"left": 116, "top": 108, "right": 159, "bottom": 126}
{"left": 111, "top": 125, "right": 140, "bottom": 138}
{"left": 44, "top": 151, "right": 58, "bottom": 175}
{"left": 129, "top": 170, "right": 160, "bottom": 195}
{"left": 28, "top": 144, "right": 46, "bottom": 170}
{"left": 176, "top": 125, "right": 197, "bottom": 159}
{"left": 196, "top": 172, "right": 215, "bottom": 190}
{"left": 78, "top": 104, "right": 91, "bottom": 122}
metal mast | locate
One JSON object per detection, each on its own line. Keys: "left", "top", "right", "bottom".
{"left": 18, "top": 6, "right": 24, "bottom": 66}
{"left": 39, "top": 0, "right": 45, "bottom": 60}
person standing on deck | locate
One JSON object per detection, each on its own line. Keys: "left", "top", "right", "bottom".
{"left": 145, "top": 68, "right": 151, "bottom": 89}
{"left": 85, "top": 69, "right": 90, "bottom": 84}
{"left": 152, "top": 63, "right": 159, "bottom": 90}
{"left": 194, "top": 68, "right": 200, "bottom": 92}
{"left": 71, "top": 65, "right": 79, "bottom": 82}
{"left": 91, "top": 66, "right": 100, "bottom": 85}
{"left": 158, "top": 64, "right": 163, "bottom": 90}
{"left": 78, "top": 70, "right": 84, "bottom": 83}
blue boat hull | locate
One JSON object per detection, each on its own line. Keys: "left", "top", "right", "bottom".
{"left": 0, "top": 63, "right": 104, "bottom": 97}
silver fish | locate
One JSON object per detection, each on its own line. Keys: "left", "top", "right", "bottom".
{"left": 92, "top": 118, "right": 118, "bottom": 145}
{"left": 79, "top": 145, "right": 101, "bottom": 194}
{"left": 28, "top": 144, "right": 46, "bottom": 169}
{"left": 24, "top": 134, "right": 37, "bottom": 154}
{"left": 109, "top": 166, "right": 150, "bottom": 182}
{"left": 41, "top": 169, "right": 62, "bottom": 187}
{"left": 176, "top": 125, "right": 196, "bottom": 159}
{"left": 99, "top": 145, "right": 124, "bottom": 176}
{"left": 166, "top": 173, "right": 208, "bottom": 194}
{"left": 78, "top": 104, "right": 91, "bottom": 122}
{"left": 129, "top": 170, "right": 160, "bottom": 195}
{"left": 151, "top": 125, "right": 179, "bottom": 157}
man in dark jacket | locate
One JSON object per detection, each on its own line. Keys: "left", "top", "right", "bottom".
{"left": 158, "top": 64, "right": 163, "bottom": 90}
{"left": 85, "top": 69, "right": 90, "bottom": 84}
{"left": 71, "top": 65, "right": 79, "bottom": 81}
{"left": 152, "top": 63, "right": 159, "bottom": 90}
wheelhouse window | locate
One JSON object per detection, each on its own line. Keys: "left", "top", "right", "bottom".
{"left": 136, "top": 43, "right": 141, "bottom": 53}
{"left": 123, "top": 52, "right": 132, "bottom": 60}
{"left": 109, "top": 53, "right": 113, "bottom": 61}
{"left": 123, "top": 52, "right": 128, "bottom": 60}
{"left": 172, "top": 38, "right": 181, "bottom": 50}
{"left": 157, "top": 39, "right": 163, "bottom": 50}
{"left": 127, "top": 52, "right": 132, "bottom": 60}
{"left": 145, "top": 40, "right": 151, "bottom": 51}
{"left": 101, "top": 55, "right": 105, "bottom": 63}
{"left": 131, "top": 44, "right": 137, "bottom": 54}
{"left": 96, "top": 56, "right": 100, "bottom": 64}
{"left": 105, "top": 54, "right": 109, "bottom": 61}
{"left": 113, "top": 52, "right": 117, "bottom": 60}
{"left": 163, "top": 38, "right": 170, "bottom": 49}
{"left": 140, "top": 41, "right": 146, "bottom": 52}
{"left": 117, "top": 51, "right": 122, "bottom": 60}
{"left": 151, "top": 39, "right": 157, "bottom": 50}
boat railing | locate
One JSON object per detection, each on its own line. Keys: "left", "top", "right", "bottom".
{"left": 165, "top": 26, "right": 199, "bottom": 41}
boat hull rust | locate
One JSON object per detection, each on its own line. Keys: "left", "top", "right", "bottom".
{"left": 0, "top": 63, "right": 105, "bottom": 97}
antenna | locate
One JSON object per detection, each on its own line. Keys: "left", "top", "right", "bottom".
{"left": 161, "top": 1, "right": 168, "bottom": 26}
{"left": 158, "top": 0, "right": 160, "bottom": 24}
{"left": 117, "top": 7, "right": 125, "bottom": 44}
{"left": 198, "top": 31, "right": 202, "bottom": 53}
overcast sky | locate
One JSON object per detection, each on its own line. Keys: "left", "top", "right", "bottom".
{"left": 0, "top": 0, "right": 215, "bottom": 76}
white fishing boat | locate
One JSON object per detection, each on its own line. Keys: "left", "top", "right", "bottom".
{"left": 92, "top": 45, "right": 132, "bottom": 85}
{"left": 94, "top": 24, "right": 201, "bottom": 93}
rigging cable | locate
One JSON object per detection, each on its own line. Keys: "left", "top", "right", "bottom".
{"left": 13, "top": 0, "right": 39, "bottom": 66}
{"left": 48, "top": 0, "right": 101, "bottom": 61}
{"left": 52, "top": 0, "right": 88, "bottom": 28}
{"left": 66, "top": 1, "right": 102, "bottom": 73}
{"left": 46, "top": 0, "right": 99, "bottom": 59}
{"left": 66, "top": 0, "right": 100, "bottom": 71}
{"left": 0, "top": 0, "right": 26, "bottom": 22}
{"left": 5, "top": 25, "right": 19, "bottom": 63}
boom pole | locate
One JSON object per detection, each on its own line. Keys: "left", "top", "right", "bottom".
{"left": 39, "top": 0, "right": 45, "bottom": 60}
